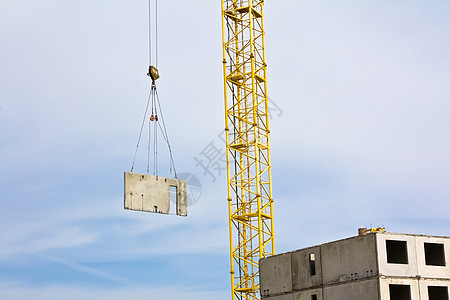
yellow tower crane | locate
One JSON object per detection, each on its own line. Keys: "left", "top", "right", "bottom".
{"left": 128, "top": 0, "right": 274, "bottom": 298}
{"left": 221, "top": 1, "right": 274, "bottom": 299}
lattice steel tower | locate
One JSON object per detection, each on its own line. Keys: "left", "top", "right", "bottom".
{"left": 221, "top": 1, "right": 275, "bottom": 299}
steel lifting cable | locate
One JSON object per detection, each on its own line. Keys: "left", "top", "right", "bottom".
{"left": 131, "top": 0, "right": 154, "bottom": 173}
{"left": 145, "top": 82, "right": 160, "bottom": 177}
{"left": 154, "top": 111, "right": 158, "bottom": 176}
{"left": 131, "top": 0, "right": 178, "bottom": 177}
{"left": 148, "top": 0, "right": 152, "bottom": 66}
{"left": 148, "top": 0, "right": 158, "bottom": 68}
{"left": 132, "top": 83, "right": 175, "bottom": 177}
{"left": 154, "top": 88, "right": 178, "bottom": 178}
{"left": 152, "top": 85, "right": 158, "bottom": 176}
{"left": 147, "top": 116, "right": 152, "bottom": 174}
{"left": 131, "top": 89, "right": 152, "bottom": 172}
{"left": 155, "top": 0, "right": 158, "bottom": 68}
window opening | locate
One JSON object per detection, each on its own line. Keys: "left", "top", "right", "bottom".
{"left": 389, "top": 284, "right": 411, "bottom": 300}
{"left": 169, "top": 186, "right": 177, "bottom": 215}
{"left": 309, "top": 253, "right": 316, "bottom": 276}
{"left": 311, "top": 294, "right": 318, "bottom": 300}
{"left": 425, "top": 243, "right": 446, "bottom": 266}
{"left": 428, "top": 286, "right": 449, "bottom": 300}
{"left": 386, "top": 240, "right": 408, "bottom": 264}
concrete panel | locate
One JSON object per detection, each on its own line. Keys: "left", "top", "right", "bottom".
{"left": 323, "top": 278, "right": 379, "bottom": 300}
{"left": 377, "top": 233, "right": 418, "bottom": 277}
{"left": 292, "top": 288, "right": 323, "bottom": 300}
{"left": 263, "top": 294, "right": 294, "bottom": 300}
{"left": 419, "top": 278, "right": 450, "bottom": 300}
{"left": 124, "top": 172, "right": 187, "bottom": 216}
{"left": 321, "top": 234, "right": 378, "bottom": 285}
{"left": 260, "top": 253, "right": 293, "bottom": 297}
{"left": 415, "top": 236, "right": 450, "bottom": 279}
{"left": 291, "top": 246, "right": 323, "bottom": 290}
{"left": 379, "top": 277, "right": 420, "bottom": 300}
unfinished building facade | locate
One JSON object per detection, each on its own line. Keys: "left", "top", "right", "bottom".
{"left": 260, "top": 232, "right": 450, "bottom": 300}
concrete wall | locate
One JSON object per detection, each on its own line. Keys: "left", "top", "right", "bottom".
{"left": 323, "top": 278, "right": 379, "bottom": 300}
{"left": 124, "top": 172, "right": 187, "bottom": 216}
{"left": 262, "top": 288, "right": 323, "bottom": 300}
{"left": 377, "top": 233, "right": 419, "bottom": 277}
{"left": 321, "top": 233, "right": 378, "bottom": 284}
{"left": 263, "top": 294, "right": 294, "bottom": 300}
{"left": 379, "top": 277, "right": 420, "bottom": 300}
{"left": 419, "top": 279, "right": 450, "bottom": 300}
{"left": 263, "top": 277, "right": 450, "bottom": 300}
{"left": 292, "top": 288, "right": 323, "bottom": 300}
{"left": 415, "top": 236, "right": 450, "bottom": 279}
{"left": 260, "top": 252, "right": 292, "bottom": 297}
{"left": 261, "top": 234, "right": 379, "bottom": 298}
{"left": 291, "top": 246, "right": 322, "bottom": 291}
{"left": 377, "top": 233, "right": 450, "bottom": 280}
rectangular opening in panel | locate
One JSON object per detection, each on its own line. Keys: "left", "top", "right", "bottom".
{"left": 169, "top": 186, "right": 177, "bottom": 215}
{"left": 386, "top": 240, "right": 408, "bottom": 264}
{"left": 309, "top": 253, "right": 316, "bottom": 276}
{"left": 428, "top": 286, "right": 449, "bottom": 300}
{"left": 389, "top": 284, "right": 411, "bottom": 300}
{"left": 311, "top": 295, "right": 318, "bottom": 300}
{"left": 425, "top": 243, "right": 446, "bottom": 266}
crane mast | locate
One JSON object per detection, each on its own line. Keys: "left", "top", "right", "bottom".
{"left": 221, "top": 1, "right": 274, "bottom": 299}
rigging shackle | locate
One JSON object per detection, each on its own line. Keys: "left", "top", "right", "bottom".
{"left": 150, "top": 114, "right": 158, "bottom": 122}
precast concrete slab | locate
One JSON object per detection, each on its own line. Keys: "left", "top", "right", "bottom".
{"left": 415, "top": 236, "right": 450, "bottom": 279}
{"left": 379, "top": 277, "right": 420, "bottom": 300}
{"left": 260, "top": 252, "right": 293, "bottom": 297}
{"left": 292, "top": 288, "right": 322, "bottom": 300}
{"left": 376, "top": 233, "right": 418, "bottom": 277}
{"left": 418, "top": 278, "right": 450, "bottom": 300}
{"left": 323, "top": 278, "right": 379, "bottom": 300}
{"left": 262, "top": 294, "right": 294, "bottom": 300}
{"left": 321, "top": 233, "right": 378, "bottom": 285}
{"left": 291, "top": 246, "right": 323, "bottom": 291}
{"left": 124, "top": 172, "right": 187, "bottom": 217}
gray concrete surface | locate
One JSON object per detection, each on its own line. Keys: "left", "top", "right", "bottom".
{"left": 321, "top": 233, "right": 378, "bottom": 285}
{"left": 260, "top": 252, "right": 293, "bottom": 297}
{"left": 379, "top": 277, "right": 420, "bottom": 300}
{"left": 415, "top": 236, "right": 450, "bottom": 279}
{"left": 323, "top": 278, "right": 379, "bottom": 300}
{"left": 291, "top": 246, "right": 323, "bottom": 291}
{"left": 376, "top": 233, "right": 418, "bottom": 278}
{"left": 418, "top": 278, "right": 450, "bottom": 300}
{"left": 124, "top": 172, "right": 187, "bottom": 216}
{"left": 263, "top": 294, "right": 293, "bottom": 300}
{"left": 292, "top": 288, "right": 323, "bottom": 300}
{"left": 260, "top": 232, "right": 450, "bottom": 300}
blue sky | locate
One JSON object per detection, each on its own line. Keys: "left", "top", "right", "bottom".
{"left": 1, "top": 1, "right": 450, "bottom": 299}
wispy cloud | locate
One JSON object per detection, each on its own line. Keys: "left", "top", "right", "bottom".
{"left": 0, "top": 1, "right": 449, "bottom": 298}
{"left": 35, "top": 253, "right": 138, "bottom": 286}
{"left": 0, "top": 281, "right": 228, "bottom": 300}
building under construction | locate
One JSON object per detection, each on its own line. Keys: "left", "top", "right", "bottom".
{"left": 259, "top": 231, "right": 450, "bottom": 300}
